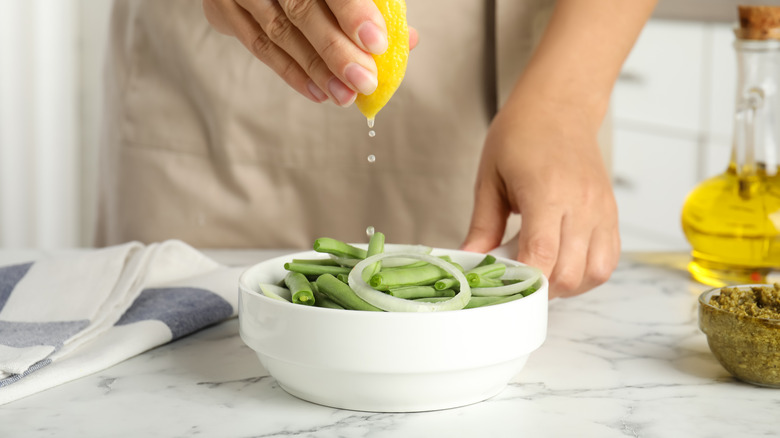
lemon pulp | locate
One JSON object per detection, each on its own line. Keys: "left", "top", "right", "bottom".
{"left": 355, "top": 0, "right": 409, "bottom": 121}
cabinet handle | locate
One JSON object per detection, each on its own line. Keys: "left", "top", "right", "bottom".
{"left": 613, "top": 175, "right": 636, "bottom": 190}
{"left": 617, "top": 71, "right": 644, "bottom": 85}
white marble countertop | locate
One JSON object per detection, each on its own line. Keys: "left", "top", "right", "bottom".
{"left": 1, "top": 249, "right": 778, "bottom": 437}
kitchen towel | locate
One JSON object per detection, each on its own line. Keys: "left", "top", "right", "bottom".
{"left": 0, "top": 240, "right": 244, "bottom": 405}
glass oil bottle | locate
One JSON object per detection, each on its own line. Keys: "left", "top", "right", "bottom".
{"left": 681, "top": 6, "right": 780, "bottom": 286}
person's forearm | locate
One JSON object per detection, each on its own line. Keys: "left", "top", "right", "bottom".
{"left": 508, "top": 0, "right": 657, "bottom": 126}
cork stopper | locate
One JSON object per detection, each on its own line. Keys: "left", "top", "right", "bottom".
{"left": 736, "top": 6, "right": 780, "bottom": 40}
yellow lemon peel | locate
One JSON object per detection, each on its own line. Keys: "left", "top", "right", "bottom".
{"left": 355, "top": 0, "right": 409, "bottom": 123}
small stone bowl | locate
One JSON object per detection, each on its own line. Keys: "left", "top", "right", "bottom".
{"left": 699, "top": 285, "right": 780, "bottom": 388}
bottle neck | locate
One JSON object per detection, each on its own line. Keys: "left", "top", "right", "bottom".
{"left": 731, "top": 39, "right": 780, "bottom": 178}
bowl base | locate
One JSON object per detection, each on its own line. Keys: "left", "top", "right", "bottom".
{"left": 278, "top": 382, "right": 507, "bottom": 413}
{"left": 261, "top": 354, "right": 529, "bottom": 413}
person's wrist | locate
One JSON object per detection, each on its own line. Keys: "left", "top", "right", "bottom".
{"left": 500, "top": 83, "right": 608, "bottom": 141}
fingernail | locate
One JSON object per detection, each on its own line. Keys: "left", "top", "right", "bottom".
{"left": 306, "top": 80, "right": 328, "bottom": 102}
{"left": 327, "top": 77, "right": 357, "bottom": 107}
{"left": 357, "top": 21, "right": 388, "bottom": 54}
{"left": 344, "top": 63, "right": 378, "bottom": 95}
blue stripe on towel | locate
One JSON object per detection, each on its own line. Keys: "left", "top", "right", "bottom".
{"left": 0, "top": 262, "right": 33, "bottom": 312}
{"left": 0, "top": 320, "right": 90, "bottom": 348}
{"left": 116, "top": 287, "right": 232, "bottom": 340}
{"left": 0, "top": 358, "right": 51, "bottom": 388}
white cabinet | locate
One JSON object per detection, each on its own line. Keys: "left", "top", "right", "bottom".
{"left": 613, "top": 21, "right": 706, "bottom": 133}
{"left": 612, "top": 19, "right": 738, "bottom": 251}
{"left": 612, "top": 130, "right": 698, "bottom": 250}
{"left": 707, "top": 25, "right": 738, "bottom": 146}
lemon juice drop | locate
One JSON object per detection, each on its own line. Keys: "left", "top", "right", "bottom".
{"left": 367, "top": 118, "right": 376, "bottom": 161}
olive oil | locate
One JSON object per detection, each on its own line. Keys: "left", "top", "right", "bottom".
{"left": 682, "top": 8, "right": 780, "bottom": 287}
{"left": 682, "top": 164, "right": 780, "bottom": 286}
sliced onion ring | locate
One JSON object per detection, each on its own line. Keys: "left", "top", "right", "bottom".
{"left": 348, "top": 253, "right": 471, "bottom": 312}
{"left": 471, "top": 266, "right": 542, "bottom": 297}
{"left": 502, "top": 266, "right": 542, "bottom": 280}
{"left": 259, "top": 283, "right": 292, "bottom": 302}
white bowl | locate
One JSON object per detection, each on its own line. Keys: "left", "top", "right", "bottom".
{"left": 238, "top": 248, "right": 548, "bottom": 412}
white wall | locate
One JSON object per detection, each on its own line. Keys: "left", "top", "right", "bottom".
{"left": 0, "top": 0, "right": 111, "bottom": 248}
{"left": 77, "top": 0, "right": 113, "bottom": 247}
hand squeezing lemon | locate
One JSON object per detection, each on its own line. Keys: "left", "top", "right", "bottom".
{"left": 355, "top": 0, "right": 409, "bottom": 123}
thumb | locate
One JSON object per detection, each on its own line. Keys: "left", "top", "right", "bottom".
{"left": 409, "top": 27, "right": 419, "bottom": 50}
{"left": 460, "top": 179, "right": 509, "bottom": 253}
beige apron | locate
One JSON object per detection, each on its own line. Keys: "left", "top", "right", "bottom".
{"left": 95, "top": 0, "right": 605, "bottom": 250}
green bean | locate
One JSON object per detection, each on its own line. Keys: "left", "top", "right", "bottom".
{"left": 284, "top": 272, "right": 315, "bottom": 306}
{"left": 278, "top": 232, "right": 542, "bottom": 312}
{"left": 313, "top": 237, "right": 367, "bottom": 259}
{"left": 416, "top": 293, "right": 525, "bottom": 308}
{"left": 315, "top": 274, "right": 383, "bottom": 312}
{"left": 466, "top": 263, "right": 506, "bottom": 287}
{"left": 521, "top": 280, "right": 542, "bottom": 296}
{"left": 362, "top": 232, "right": 385, "bottom": 282}
{"left": 468, "top": 263, "right": 506, "bottom": 278}
{"left": 369, "top": 263, "right": 448, "bottom": 291}
{"left": 433, "top": 262, "right": 506, "bottom": 290}
{"left": 381, "top": 260, "right": 428, "bottom": 271}
{"left": 434, "top": 277, "right": 460, "bottom": 291}
{"left": 438, "top": 255, "right": 465, "bottom": 272}
{"left": 475, "top": 254, "right": 497, "bottom": 268}
{"left": 468, "top": 276, "right": 504, "bottom": 288}
{"left": 388, "top": 286, "right": 456, "bottom": 299}
{"left": 284, "top": 262, "right": 351, "bottom": 277}
{"left": 259, "top": 283, "right": 292, "bottom": 302}
{"left": 312, "top": 289, "right": 345, "bottom": 309}
{"left": 291, "top": 258, "right": 340, "bottom": 266}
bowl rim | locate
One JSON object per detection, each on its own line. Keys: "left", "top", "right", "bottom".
{"left": 698, "top": 284, "right": 780, "bottom": 323}
{"left": 238, "top": 247, "right": 549, "bottom": 316}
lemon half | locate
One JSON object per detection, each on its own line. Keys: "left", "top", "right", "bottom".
{"left": 355, "top": 0, "right": 409, "bottom": 122}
